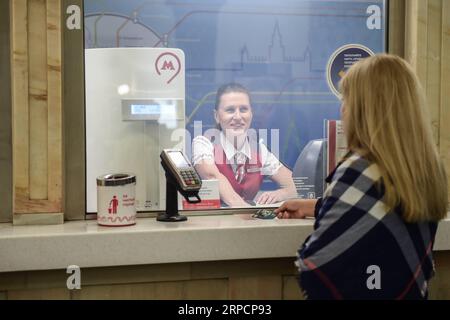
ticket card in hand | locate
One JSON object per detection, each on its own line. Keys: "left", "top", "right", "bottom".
{"left": 252, "top": 209, "right": 278, "bottom": 220}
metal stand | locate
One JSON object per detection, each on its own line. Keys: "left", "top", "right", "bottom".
{"left": 157, "top": 175, "right": 187, "bottom": 222}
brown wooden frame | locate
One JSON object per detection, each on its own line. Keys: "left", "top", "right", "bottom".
{"left": 62, "top": 0, "right": 85, "bottom": 220}
{"left": 10, "top": 0, "right": 63, "bottom": 224}
{"left": 0, "top": 0, "right": 12, "bottom": 222}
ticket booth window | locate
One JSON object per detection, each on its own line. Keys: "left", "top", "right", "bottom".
{"left": 83, "top": 0, "right": 387, "bottom": 214}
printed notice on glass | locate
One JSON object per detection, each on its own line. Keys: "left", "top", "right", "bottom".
{"left": 326, "top": 120, "right": 348, "bottom": 175}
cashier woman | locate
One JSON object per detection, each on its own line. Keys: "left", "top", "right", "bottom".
{"left": 192, "top": 83, "right": 297, "bottom": 207}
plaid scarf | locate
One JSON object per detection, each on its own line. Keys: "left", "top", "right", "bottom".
{"left": 296, "top": 153, "right": 437, "bottom": 300}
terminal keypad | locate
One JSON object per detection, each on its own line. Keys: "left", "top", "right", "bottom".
{"left": 180, "top": 169, "right": 200, "bottom": 186}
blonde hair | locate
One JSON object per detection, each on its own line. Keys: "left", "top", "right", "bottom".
{"left": 340, "top": 54, "right": 448, "bottom": 223}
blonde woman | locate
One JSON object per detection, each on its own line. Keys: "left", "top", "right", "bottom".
{"left": 275, "top": 54, "right": 448, "bottom": 299}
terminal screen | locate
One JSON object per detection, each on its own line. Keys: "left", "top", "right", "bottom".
{"left": 131, "top": 104, "right": 161, "bottom": 115}
{"left": 168, "top": 152, "right": 190, "bottom": 168}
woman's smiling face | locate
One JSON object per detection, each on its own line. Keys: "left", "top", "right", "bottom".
{"left": 214, "top": 91, "right": 253, "bottom": 137}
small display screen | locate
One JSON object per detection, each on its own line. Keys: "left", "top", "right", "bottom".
{"left": 168, "top": 151, "right": 190, "bottom": 168}
{"left": 131, "top": 104, "right": 161, "bottom": 115}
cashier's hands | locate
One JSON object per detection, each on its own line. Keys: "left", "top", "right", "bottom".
{"left": 274, "top": 199, "right": 318, "bottom": 219}
{"left": 254, "top": 190, "right": 287, "bottom": 205}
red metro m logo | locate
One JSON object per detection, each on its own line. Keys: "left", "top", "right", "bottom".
{"left": 155, "top": 52, "right": 181, "bottom": 84}
{"left": 162, "top": 61, "right": 175, "bottom": 70}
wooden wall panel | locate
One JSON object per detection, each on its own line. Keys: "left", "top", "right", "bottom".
{"left": 28, "top": 0, "right": 48, "bottom": 200}
{"left": 11, "top": 0, "right": 63, "bottom": 220}
{"left": 11, "top": 0, "right": 30, "bottom": 208}
{"left": 0, "top": 0, "right": 12, "bottom": 222}
{"left": 62, "top": 0, "right": 86, "bottom": 221}
{"left": 71, "top": 282, "right": 185, "bottom": 300}
{"left": 404, "top": 0, "right": 450, "bottom": 203}
{"left": 440, "top": 1, "right": 450, "bottom": 201}
{"left": 184, "top": 279, "right": 228, "bottom": 300}
{"left": 1, "top": 256, "right": 450, "bottom": 299}
{"left": 405, "top": 0, "right": 428, "bottom": 85}
{"left": 427, "top": 0, "right": 442, "bottom": 144}
{"left": 388, "top": 0, "right": 405, "bottom": 57}
{"left": 282, "top": 276, "right": 303, "bottom": 300}
{"left": 405, "top": 0, "right": 438, "bottom": 141}
{"left": 46, "top": 0, "right": 63, "bottom": 206}
{"left": 7, "top": 288, "right": 70, "bottom": 300}
{"left": 229, "top": 276, "right": 282, "bottom": 300}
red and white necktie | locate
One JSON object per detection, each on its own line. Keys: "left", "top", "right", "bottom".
{"left": 234, "top": 152, "right": 246, "bottom": 184}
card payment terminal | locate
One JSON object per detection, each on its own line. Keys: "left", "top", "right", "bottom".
{"left": 159, "top": 149, "right": 202, "bottom": 222}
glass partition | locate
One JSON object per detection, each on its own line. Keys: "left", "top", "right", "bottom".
{"left": 84, "top": 0, "right": 387, "bottom": 213}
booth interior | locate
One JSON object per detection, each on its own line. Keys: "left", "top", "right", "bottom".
{"left": 85, "top": 47, "right": 329, "bottom": 219}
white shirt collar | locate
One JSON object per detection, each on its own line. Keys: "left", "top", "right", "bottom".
{"left": 219, "top": 131, "right": 252, "bottom": 161}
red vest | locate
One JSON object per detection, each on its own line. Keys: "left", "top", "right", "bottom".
{"left": 214, "top": 143, "right": 263, "bottom": 201}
